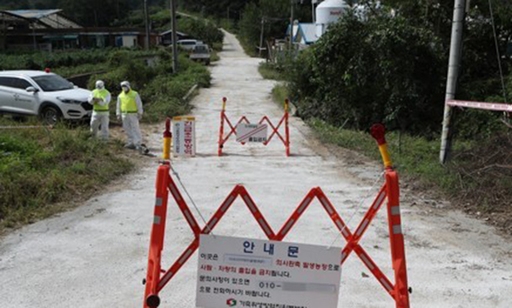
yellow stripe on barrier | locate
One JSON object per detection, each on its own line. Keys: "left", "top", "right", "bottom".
{"left": 378, "top": 144, "right": 392, "bottom": 168}
{"left": 172, "top": 116, "right": 195, "bottom": 121}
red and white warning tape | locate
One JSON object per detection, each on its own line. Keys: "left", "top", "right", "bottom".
{"left": 447, "top": 99, "right": 512, "bottom": 112}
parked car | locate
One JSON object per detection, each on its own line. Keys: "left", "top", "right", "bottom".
{"left": 176, "top": 39, "right": 198, "bottom": 51}
{"left": 189, "top": 43, "right": 212, "bottom": 65}
{"left": 0, "top": 70, "right": 92, "bottom": 124}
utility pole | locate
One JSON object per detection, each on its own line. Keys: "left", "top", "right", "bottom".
{"left": 31, "top": 21, "right": 36, "bottom": 50}
{"left": 289, "top": 0, "right": 294, "bottom": 49}
{"left": 259, "top": 17, "right": 265, "bottom": 57}
{"left": 144, "top": 0, "right": 150, "bottom": 50}
{"left": 439, "top": 0, "right": 466, "bottom": 164}
{"left": 170, "top": 0, "right": 179, "bottom": 73}
{"left": 312, "top": 0, "right": 318, "bottom": 23}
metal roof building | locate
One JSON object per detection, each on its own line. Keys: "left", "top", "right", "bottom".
{"left": 0, "top": 9, "right": 159, "bottom": 51}
{"left": 1, "top": 9, "right": 82, "bottom": 29}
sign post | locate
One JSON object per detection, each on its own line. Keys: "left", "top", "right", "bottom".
{"left": 172, "top": 116, "right": 196, "bottom": 157}
{"left": 196, "top": 235, "right": 342, "bottom": 308}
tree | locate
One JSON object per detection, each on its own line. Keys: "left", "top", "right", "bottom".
{"left": 0, "top": 0, "right": 30, "bottom": 10}
{"left": 238, "top": 0, "right": 312, "bottom": 53}
{"left": 283, "top": 0, "right": 512, "bottom": 137}
{"left": 288, "top": 10, "right": 447, "bottom": 135}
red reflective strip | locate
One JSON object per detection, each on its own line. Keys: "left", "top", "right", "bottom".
{"left": 447, "top": 99, "right": 512, "bottom": 112}
{"left": 237, "top": 124, "right": 267, "bottom": 142}
{"left": 150, "top": 165, "right": 408, "bottom": 307}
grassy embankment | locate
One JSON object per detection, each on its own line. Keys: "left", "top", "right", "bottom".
{"left": 261, "top": 64, "right": 512, "bottom": 236}
{"left": 0, "top": 48, "right": 211, "bottom": 233}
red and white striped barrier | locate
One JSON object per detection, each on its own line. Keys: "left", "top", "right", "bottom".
{"left": 217, "top": 97, "right": 291, "bottom": 156}
{"left": 142, "top": 163, "right": 410, "bottom": 308}
{"left": 447, "top": 99, "right": 512, "bottom": 112}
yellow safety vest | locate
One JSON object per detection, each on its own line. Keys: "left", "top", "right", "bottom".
{"left": 92, "top": 88, "right": 110, "bottom": 112}
{"left": 119, "top": 90, "right": 139, "bottom": 113}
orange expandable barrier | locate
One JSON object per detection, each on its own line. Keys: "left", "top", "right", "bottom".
{"left": 143, "top": 123, "right": 410, "bottom": 307}
{"left": 217, "top": 97, "right": 290, "bottom": 156}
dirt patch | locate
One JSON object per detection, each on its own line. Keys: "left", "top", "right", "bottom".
{"left": 447, "top": 132, "right": 512, "bottom": 238}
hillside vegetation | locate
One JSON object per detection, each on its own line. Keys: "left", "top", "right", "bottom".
{"left": 250, "top": 0, "right": 512, "bottom": 235}
{"left": 0, "top": 47, "right": 210, "bottom": 232}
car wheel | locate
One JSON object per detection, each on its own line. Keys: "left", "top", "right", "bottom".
{"left": 40, "top": 106, "right": 61, "bottom": 125}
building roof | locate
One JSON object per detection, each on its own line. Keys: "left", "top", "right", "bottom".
{"left": 297, "top": 23, "right": 317, "bottom": 44}
{"left": 2, "top": 9, "right": 82, "bottom": 29}
{"left": 287, "top": 23, "right": 318, "bottom": 45}
{"left": 6, "top": 9, "right": 61, "bottom": 19}
{"left": 160, "top": 29, "right": 187, "bottom": 37}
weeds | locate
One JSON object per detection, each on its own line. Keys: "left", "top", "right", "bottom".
{"left": 262, "top": 62, "right": 512, "bottom": 235}
{"left": 259, "top": 63, "right": 285, "bottom": 81}
{"left": 0, "top": 47, "right": 209, "bottom": 232}
{"left": 0, "top": 120, "right": 132, "bottom": 231}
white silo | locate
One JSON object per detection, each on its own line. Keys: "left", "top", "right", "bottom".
{"left": 315, "top": 0, "right": 349, "bottom": 38}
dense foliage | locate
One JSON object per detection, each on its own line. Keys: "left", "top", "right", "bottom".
{"left": 237, "top": 0, "right": 312, "bottom": 54}
{"left": 177, "top": 18, "right": 225, "bottom": 48}
{"left": 0, "top": 50, "right": 109, "bottom": 71}
{"left": 178, "top": 0, "right": 256, "bottom": 21}
{"left": 0, "top": 47, "right": 209, "bottom": 230}
{"left": 175, "top": 0, "right": 512, "bottom": 137}
{"left": 282, "top": 0, "right": 512, "bottom": 138}
{"left": 287, "top": 12, "right": 446, "bottom": 136}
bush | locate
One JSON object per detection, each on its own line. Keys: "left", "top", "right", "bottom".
{"left": 178, "top": 17, "right": 224, "bottom": 48}
{"left": 287, "top": 12, "right": 446, "bottom": 137}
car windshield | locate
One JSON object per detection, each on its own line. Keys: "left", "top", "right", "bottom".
{"left": 194, "top": 45, "right": 209, "bottom": 53}
{"left": 32, "top": 74, "right": 73, "bottom": 92}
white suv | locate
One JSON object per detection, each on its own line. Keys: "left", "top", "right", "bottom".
{"left": 0, "top": 70, "right": 92, "bottom": 124}
{"left": 177, "top": 39, "right": 198, "bottom": 51}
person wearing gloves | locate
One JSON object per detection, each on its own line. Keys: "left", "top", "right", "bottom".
{"left": 116, "top": 81, "right": 143, "bottom": 149}
{"left": 87, "top": 80, "right": 111, "bottom": 140}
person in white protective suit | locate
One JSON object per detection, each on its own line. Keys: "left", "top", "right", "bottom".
{"left": 87, "top": 80, "right": 111, "bottom": 140}
{"left": 116, "top": 81, "right": 144, "bottom": 149}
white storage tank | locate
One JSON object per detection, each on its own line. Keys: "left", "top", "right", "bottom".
{"left": 315, "top": 0, "right": 349, "bottom": 38}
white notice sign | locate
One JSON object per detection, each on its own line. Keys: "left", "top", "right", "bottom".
{"left": 196, "top": 235, "right": 341, "bottom": 308}
{"left": 236, "top": 124, "right": 268, "bottom": 143}
{"left": 172, "top": 116, "right": 196, "bottom": 156}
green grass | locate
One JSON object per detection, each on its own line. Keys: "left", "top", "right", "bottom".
{"left": 277, "top": 88, "right": 512, "bottom": 225}
{"left": 258, "top": 62, "right": 285, "bottom": 81}
{"left": 271, "top": 84, "right": 288, "bottom": 106}
{"left": 0, "top": 48, "right": 211, "bottom": 233}
{"left": 53, "top": 62, "right": 108, "bottom": 78}
{"left": 307, "top": 118, "right": 461, "bottom": 191}
{"left": 238, "top": 36, "right": 258, "bottom": 57}
{"left": 0, "top": 118, "right": 132, "bottom": 232}
{"left": 269, "top": 80, "right": 500, "bottom": 209}
{"left": 305, "top": 117, "right": 512, "bottom": 225}
{"left": 210, "top": 49, "right": 221, "bottom": 62}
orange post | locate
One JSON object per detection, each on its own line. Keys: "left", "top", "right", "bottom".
{"left": 284, "top": 99, "right": 290, "bottom": 157}
{"left": 370, "top": 123, "right": 410, "bottom": 308}
{"left": 143, "top": 162, "right": 170, "bottom": 308}
{"left": 385, "top": 170, "right": 410, "bottom": 308}
{"left": 162, "top": 118, "right": 171, "bottom": 160}
{"left": 218, "top": 97, "right": 227, "bottom": 156}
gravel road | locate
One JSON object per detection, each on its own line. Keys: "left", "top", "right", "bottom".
{"left": 1, "top": 31, "right": 511, "bottom": 308}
